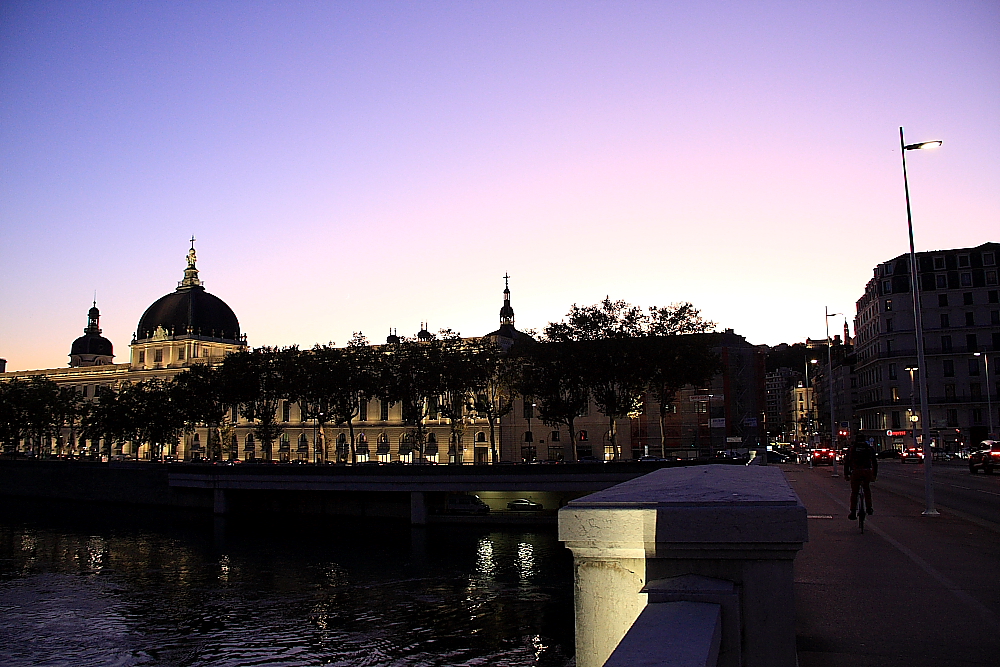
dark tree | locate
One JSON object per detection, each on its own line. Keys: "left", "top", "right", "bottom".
{"left": 298, "top": 334, "right": 378, "bottom": 464}
{"left": 520, "top": 341, "right": 590, "bottom": 461}
{"left": 545, "top": 298, "right": 718, "bottom": 459}
{"left": 172, "top": 364, "right": 234, "bottom": 460}
{"left": 223, "top": 347, "right": 299, "bottom": 460}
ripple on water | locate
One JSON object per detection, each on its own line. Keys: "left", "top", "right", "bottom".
{"left": 0, "top": 516, "right": 574, "bottom": 667}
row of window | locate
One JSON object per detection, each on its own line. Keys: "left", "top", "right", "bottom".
{"left": 938, "top": 311, "right": 1000, "bottom": 328}
{"left": 883, "top": 271, "right": 999, "bottom": 295}
{"left": 889, "top": 407, "right": 995, "bottom": 429}
{"left": 136, "top": 345, "right": 204, "bottom": 365}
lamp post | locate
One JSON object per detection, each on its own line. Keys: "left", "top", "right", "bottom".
{"left": 900, "top": 126, "right": 942, "bottom": 516}
{"left": 805, "top": 359, "right": 818, "bottom": 446}
{"left": 826, "top": 309, "right": 843, "bottom": 476}
{"left": 905, "top": 366, "right": 919, "bottom": 450}
{"left": 974, "top": 352, "right": 995, "bottom": 440}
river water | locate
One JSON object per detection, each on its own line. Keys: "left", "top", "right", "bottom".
{"left": 0, "top": 500, "right": 575, "bottom": 667}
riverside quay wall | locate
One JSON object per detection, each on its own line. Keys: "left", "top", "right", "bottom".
{"left": 0, "top": 459, "right": 746, "bottom": 523}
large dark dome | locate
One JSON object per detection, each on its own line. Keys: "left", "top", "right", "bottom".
{"left": 136, "top": 285, "right": 241, "bottom": 342}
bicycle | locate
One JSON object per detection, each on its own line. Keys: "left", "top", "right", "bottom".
{"left": 852, "top": 484, "right": 869, "bottom": 533}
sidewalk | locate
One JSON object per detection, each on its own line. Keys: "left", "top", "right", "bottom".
{"left": 782, "top": 464, "right": 1000, "bottom": 667}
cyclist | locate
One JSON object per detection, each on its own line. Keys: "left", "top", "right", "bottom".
{"left": 844, "top": 436, "right": 878, "bottom": 521}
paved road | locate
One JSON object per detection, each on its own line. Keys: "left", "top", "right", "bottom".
{"left": 785, "top": 463, "right": 1000, "bottom": 667}
{"left": 874, "top": 459, "right": 1000, "bottom": 530}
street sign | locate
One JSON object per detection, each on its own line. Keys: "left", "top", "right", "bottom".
{"left": 709, "top": 418, "right": 726, "bottom": 428}
{"left": 726, "top": 437, "right": 742, "bottom": 443}
{"left": 691, "top": 395, "right": 712, "bottom": 402}
{"left": 742, "top": 417, "right": 758, "bottom": 427}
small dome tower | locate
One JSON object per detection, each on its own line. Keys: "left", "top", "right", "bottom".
{"left": 69, "top": 302, "right": 114, "bottom": 367}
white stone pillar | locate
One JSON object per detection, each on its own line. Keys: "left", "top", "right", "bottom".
{"left": 559, "top": 464, "right": 807, "bottom": 667}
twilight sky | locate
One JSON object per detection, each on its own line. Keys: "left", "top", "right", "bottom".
{"left": 2, "top": 1, "right": 997, "bottom": 371}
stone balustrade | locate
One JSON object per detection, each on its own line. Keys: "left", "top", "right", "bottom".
{"left": 558, "top": 464, "right": 808, "bottom": 667}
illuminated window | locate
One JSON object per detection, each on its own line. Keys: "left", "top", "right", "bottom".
{"left": 578, "top": 430, "right": 588, "bottom": 442}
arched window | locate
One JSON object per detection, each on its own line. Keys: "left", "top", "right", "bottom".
{"left": 425, "top": 433, "right": 438, "bottom": 455}
{"left": 245, "top": 433, "right": 255, "bottom": 448}
{"left": 245, "top": 433, "right": 255, "bottom": 460}
{"left": 337, "top": 433, "right": 348, "bottom": 461}
{"left": 550, "top": 431, "right": 561, "bottom": 442}
{"left": 279, "top": 434, "right": 290, "bottom": 451}
{"left": 298, "top": 433, "right": 309, "bottom": 452}
{"left": 357, "top": 433, "right": 369, "bottom": 455}
{"left": 578, "top": 430, "right": 588, "bottom": 441}
{"left": 399, "top": 433, "right": 414, "bottom": 455}
{"left": 377, "top": 433, "right": 390, "bottom": 462}
{"left": 475, "top": 431, "right": 487, "bottom": 443}
{"left": 523, "top": 431, "right": 534, "bottom": 443}
{"left": 193, "top": 433, "right": 201, "bottom": 450}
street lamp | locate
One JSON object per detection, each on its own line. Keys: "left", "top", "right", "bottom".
{"left": 973, "top": 352, "right": 995, "bottom": 440}
{"left": 905, "top": 367, "right": 919, "bottom": 450}
{"left": 826, "top": 308, "right": 843, "bottom": 477}
{"left": 805, "top": 360, "right": 818, "bottom": 446}
{"left": 900, "top": 126, "right": 942, "bottom": 516}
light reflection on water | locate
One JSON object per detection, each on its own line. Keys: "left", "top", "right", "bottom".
{"left": 0, "top": 501, "right": 574, "bottom": 667}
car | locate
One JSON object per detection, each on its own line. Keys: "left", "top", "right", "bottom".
{"left": 766, "top": 451, "right": 791, "bottom": 464}
{"left": 446, "top": 494, "right": 490, "bottom": 515}
{"left": 810, "top": 449, "right": 835, "bottom": 466}
{"left": 876, "top": 449, "right": 901, "bottom": 459}
{"left": 969, "top": 441, "right": 1000, "bottom": 474}
{"left": 506, "top": 498, "right": 544, "bottom": 511}
{"left": 900, "top": 447, "right": 924, "bottom": 463}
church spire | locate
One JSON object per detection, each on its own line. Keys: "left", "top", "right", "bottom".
{"left": 499, "top": 273, "right": 515, "bottom": 326}
{"left": 178, "top": 236, "right": 202, "bottom": 289}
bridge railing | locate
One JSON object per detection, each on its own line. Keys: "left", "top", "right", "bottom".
{"left": 558, "top": 464, "right": 808, "bottom": 667}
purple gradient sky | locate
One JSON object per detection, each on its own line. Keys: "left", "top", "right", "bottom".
{"left": 2, "top": 1, "right": 998, "bottom": 371}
